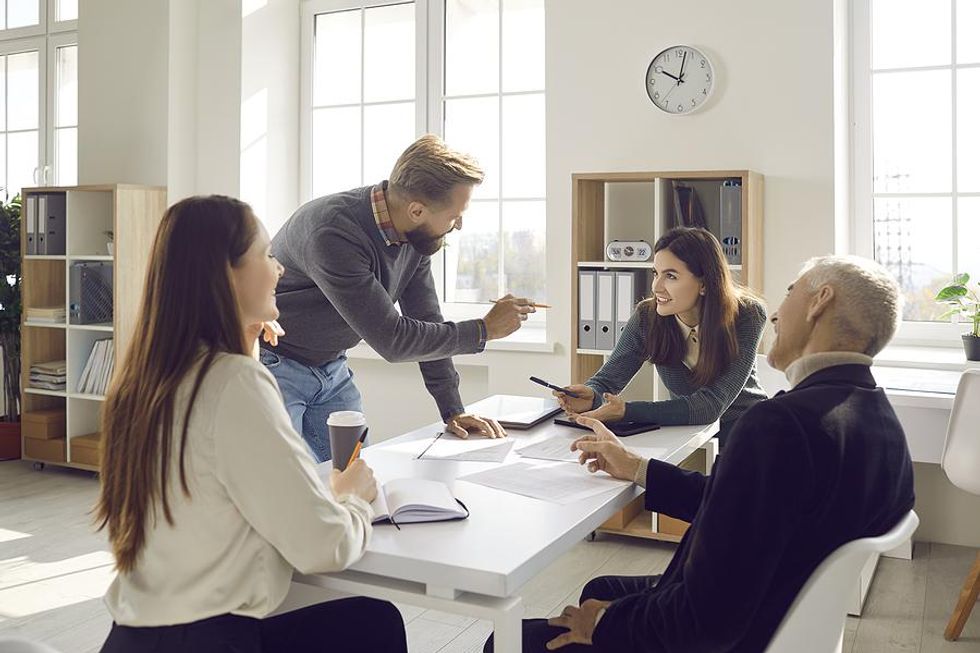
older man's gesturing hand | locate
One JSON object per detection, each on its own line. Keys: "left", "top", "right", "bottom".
{"left": 570, "top": 415, "right": 644, "bottom": 482}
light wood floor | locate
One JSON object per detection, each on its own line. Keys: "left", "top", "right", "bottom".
{"left": 1, "top": 460, "right": 978, "bottom": 653}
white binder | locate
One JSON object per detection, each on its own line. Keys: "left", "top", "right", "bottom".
{"left": 578, "top": 270, "right": 596, "bottom": 349}
{"left": 596, "top": 271, "right": 616, "bottom": 350}
{"left": 25, "top": 195, "right": 37, "bottom": 255}
{"left": 614, "top": 271, "right": 644, "bottom": 344}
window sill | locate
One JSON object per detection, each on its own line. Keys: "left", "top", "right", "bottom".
{"left": 875, "top": 344, "right": 975, "bottom": 372}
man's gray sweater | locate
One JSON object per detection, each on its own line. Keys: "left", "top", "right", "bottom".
{"left": 269, "top": 185, "right": 486, "bottom": 421}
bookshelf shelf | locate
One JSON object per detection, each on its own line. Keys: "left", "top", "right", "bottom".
{"left": 69, "top": 255, "right": 114, "bottom": 262}
{"left": 20, "top": 184, "right": 167, "bottom": 473}
{"left": 24, "top": 388, "right": 67, "bottom": 397}
{"left": 23, "top": 321, "right": 67, "bottom": 329}
{"left": 68, "top": 324, "right": 114, "bottom": 332}
{"left": 71, "top": 393, "right": 107, "bottom": 402}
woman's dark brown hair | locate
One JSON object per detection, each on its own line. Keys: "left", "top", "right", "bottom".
{"left": 94, "top": 195, "right": 256, "bottom": 572}
{"left": 641, "top": 227, "right": 757, "bottom": 388}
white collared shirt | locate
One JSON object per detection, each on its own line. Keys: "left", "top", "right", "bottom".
{"left": 675, "top": 315, "right": 700, "bottom": 370}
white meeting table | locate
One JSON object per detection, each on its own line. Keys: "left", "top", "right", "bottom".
{"left": 293, "top": 412, "right": 718, "bottom": 653}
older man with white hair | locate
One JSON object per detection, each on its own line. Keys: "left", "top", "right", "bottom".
{"left": 487, "top": 255, "right": 916, "bottom": 653}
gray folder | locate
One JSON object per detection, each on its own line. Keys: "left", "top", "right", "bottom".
{"left": 578, "top": 270, "right": 596, "bottom": 349}
{"left": 36, "top": 195, "right": 47, "bottom": 254}
{"left": 42, "top": 194, "right": 67, "bottom": 256}
{"left": 719, "top": 181, "right": 742, "bottom": 266}
{"left": 596, "top": 271, "right": 616, "bottom": 350}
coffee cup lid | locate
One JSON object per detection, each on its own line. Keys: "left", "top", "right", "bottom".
{"left": 327, "top": 410, "right": 367, "bottom": 427}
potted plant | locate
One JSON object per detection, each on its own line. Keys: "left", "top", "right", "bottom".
{"left": 936, "top": 273, "right": 980, "bottom": 362}
{"left": 0, "top": 195, "right": 21, "bottom": 459}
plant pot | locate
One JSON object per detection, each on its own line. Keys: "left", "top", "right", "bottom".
{"left": 963, "top": 335, "right": 980, "bottom": 362}
{"left": 0, "top": 421, "right": 21, "bottom": 460}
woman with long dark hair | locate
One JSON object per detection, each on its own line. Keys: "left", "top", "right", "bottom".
{"left": 96, "top": 196, "right": 407, "bottom": 652}
{"left": 560, "top": 227, "right": 768, "bottom": 446}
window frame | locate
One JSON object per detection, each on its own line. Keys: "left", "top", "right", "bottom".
{"left": 850, "top": 0, "right": 970, "bottom": 346}
{"left": 300, "top": 0, "right": 547, "bottom": 334}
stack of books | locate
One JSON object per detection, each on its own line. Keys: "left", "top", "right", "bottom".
{"left": 77, "top": 339, "right": 114, "bottom": 396}
{"left": 25, "top": 306, "right": 66, "bottom": 324}
{"left": 29, "top": 360, "right": 67, "bottom": 391}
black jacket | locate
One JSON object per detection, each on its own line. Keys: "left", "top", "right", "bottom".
{"left": 592, "top": 364, "right": 915, "bottom": 652}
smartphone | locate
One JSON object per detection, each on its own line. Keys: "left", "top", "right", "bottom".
{"left": 529, "top": 376, "right": 570, "bottom": 396}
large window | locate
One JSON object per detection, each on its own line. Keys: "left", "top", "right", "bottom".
{"left": 302, "top": 0, "right": 546, "bottom": 329}
{"left": 0, "top": 0, "right": 76, "bottom": 201}
{"left": 853, "top": 0, "right": 978, "bottom": 338}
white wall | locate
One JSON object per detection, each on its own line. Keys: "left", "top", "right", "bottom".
{"left": 78, "top": 0, "right": 170, "bottom": 186}
{"left": 241, "top": 0, "right": 301, "bottom": 231}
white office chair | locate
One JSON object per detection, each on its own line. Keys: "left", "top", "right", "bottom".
{"left": 765, "top": 510, "right": 919, "bottom": 653}
{"left": 0, "top": 638, "right": 62, "bottom": 653}
{"left": 941, "top": 369, "right": 980, "bottom": 641}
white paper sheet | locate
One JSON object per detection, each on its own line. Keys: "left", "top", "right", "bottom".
{"left": 516, "top": 435, "right": 581, "bottom": 462}
{"left": 459, "top": 461, "right": 630, "bottom": 504}
{"left": 421, "top": 439, "right": 515, "bottom": 463}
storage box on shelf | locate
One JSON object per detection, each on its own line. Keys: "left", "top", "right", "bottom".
{"left": 20, "top": 184, "right": 166, "bottom": 472}
{"left": 570, "top": 171, "right": 764, "bottom": 542}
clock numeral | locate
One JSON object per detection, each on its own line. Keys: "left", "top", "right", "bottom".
{"left": 700, "top": 60, "right": 706, "bottom": 68}
{"left": 677, "top": 104, "right": 683, "bottom": 112}
{"left": 676, "top": 49, "right": 684, "bottom": 57}
{"left": 706, "top": 75, "right": 711, "bottom": 82}
{"left": 654, "top": 91, "right": 660, "bottom": 99}
{"left": 649, "top": 79, "right": 655, "bottom": 86}
{"left": 691, "top": 99, "right": 696, "bottom": 106}
{"left": 702, "top": 88, "right": 708, "bottom": 95}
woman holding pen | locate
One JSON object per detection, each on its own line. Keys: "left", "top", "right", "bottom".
{"left": 96, "top": 196, "right": 407, "bottom": 652}
{"left": 558, "top": 227, "right": 768, "bottom": 447}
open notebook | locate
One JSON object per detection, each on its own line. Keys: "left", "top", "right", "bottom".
{"left": 370, "top": 478, "right": 469, "bottom": 525}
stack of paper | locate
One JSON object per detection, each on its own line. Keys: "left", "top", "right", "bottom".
{"left": 29, "top": 360, "right": 67, "bottom": 391}
{"left": 25, "top": 306, "right": 66, "bottom": 323}
{"left": 77, "top": 339, "right": 114, "bottom": 395}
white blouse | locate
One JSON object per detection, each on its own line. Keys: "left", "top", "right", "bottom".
{"left": 104, "top": 353, "right": 373, "bottom": 626}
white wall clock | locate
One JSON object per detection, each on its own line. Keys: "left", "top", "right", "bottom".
{"left": 645, "top": 45, "right": 715, "bottom": 115}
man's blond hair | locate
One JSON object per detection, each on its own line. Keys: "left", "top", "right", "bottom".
{"left": 389, "top": 134, "right": 484, "bottom": 204}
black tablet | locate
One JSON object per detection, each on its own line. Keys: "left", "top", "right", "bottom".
{"left": 554, "top": 416, "right": 661, "bottom": 437}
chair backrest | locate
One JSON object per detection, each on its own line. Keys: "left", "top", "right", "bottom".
{"left": 755, "top": 353, "right": 790, "bottom": 396}
{"left": 942, "top": 369, "right": 980, "bottom": 496}
{"left": 765, "top": 510, "right": 919, "bottom": 653}
{"left": 0, "top": 638, "right": 62, "bottom": 653}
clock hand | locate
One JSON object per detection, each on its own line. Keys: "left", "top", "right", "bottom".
{"left": 660, "top": 70, "right": 682, "bottom": 82}
{"left": 662, "top": 82, "right": 678, "bottom": 106}
{"left": 679, "top": 50, "right": 688, "bottom": 82}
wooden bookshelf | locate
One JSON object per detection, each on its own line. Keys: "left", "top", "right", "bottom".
{"left": 20, "top": 184, "right": 166, "bottom": 472}
{"left": 571, "top": 171, "right": 763, "bottom": 542}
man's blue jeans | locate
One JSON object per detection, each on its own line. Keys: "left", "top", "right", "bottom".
{"left": 259, "top": 348, "right": 362, "bottom": 464}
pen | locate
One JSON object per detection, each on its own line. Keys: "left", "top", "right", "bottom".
{"left": 345, "top": 428, "right": 370, "bottom": 469}
{"left": 416, "top": 431, "right": 445, "bottom": 460}
{"left": 489, "top": 299, "right": 551, "bottom": 309}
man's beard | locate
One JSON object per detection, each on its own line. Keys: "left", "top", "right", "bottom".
{"left": 405, "top": 224, "right": 448, "bottom": 256}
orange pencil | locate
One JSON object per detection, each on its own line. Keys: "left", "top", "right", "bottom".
{"left": 345, "top": 428, "right": 370, "bottom": 469}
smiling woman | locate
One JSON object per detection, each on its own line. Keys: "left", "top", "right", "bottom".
{"left": 558, "top": 227, "right": 769, "bottom": 447}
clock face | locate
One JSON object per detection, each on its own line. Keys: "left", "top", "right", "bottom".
{"left": 645, "top": 45, "right": 714, "bottom": 115}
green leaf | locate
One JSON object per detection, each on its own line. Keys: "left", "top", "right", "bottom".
{"left": 953, "top": 272, "right": 970, "bottom": 286}
{"left": 936, "top": 286, "right": 969, "bottom": 301}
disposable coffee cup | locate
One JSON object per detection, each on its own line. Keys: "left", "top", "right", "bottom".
{"left": 327, "top": 411, "right": 367, "bottom": 470}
